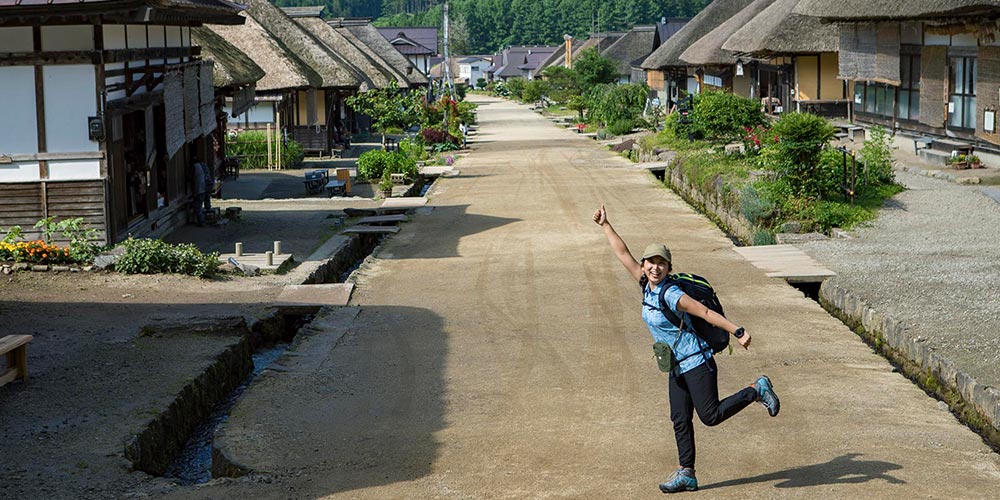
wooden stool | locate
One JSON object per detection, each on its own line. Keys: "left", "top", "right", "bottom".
{"left": 0, "top": 335, "right": 33, "bottom": 387}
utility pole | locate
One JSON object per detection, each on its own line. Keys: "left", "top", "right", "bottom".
{"left": 443, "top": 1, "right": 454, "bottom": 95}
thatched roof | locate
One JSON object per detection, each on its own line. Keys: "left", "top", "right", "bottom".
{"left": 191, "top": 26, "right": 264, "bottom": 88}
{"left": 296, "top": 17, "right": 398, "bottom": 89}
{"left": 793, "top": 0, "right": 1000, "bottom": 21}
{"left": 681, "top": 0, "right": 778, "bottom": 66}
{"left": 205, "top": 13, "right": 321, "bottom": 91}
{"left": 242, "top": 0, "right": 362, "bottom": 90}
{"left": 342, "top": 23, "right": 430, "bottom": 86}
{"left": 723, "top": 0, "right": 838, "bottom": 56}
{"left": 641, "top": 0, "right": 756, "bottom": 69}
{"left": 602, "top": 26, "right": 656, "bottom": 75}
{"left": 332, "top": 25, "right": 413, "bottom": 87}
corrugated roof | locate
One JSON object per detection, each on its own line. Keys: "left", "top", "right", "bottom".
{"left": 378, "top": 26, "right": 439, "bottom": 53}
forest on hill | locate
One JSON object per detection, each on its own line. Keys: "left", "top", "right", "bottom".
{"left": 271, "top": 0, "right": 711, "bottom": 54}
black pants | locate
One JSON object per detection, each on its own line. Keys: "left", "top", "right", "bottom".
{"left": 669, "top": 358, "right": 757, "bottom": 468}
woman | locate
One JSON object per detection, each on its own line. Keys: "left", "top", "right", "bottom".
{"left": 593, "top": 204, "right": 779, "bottom": 493}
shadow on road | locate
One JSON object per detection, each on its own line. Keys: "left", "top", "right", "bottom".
{"left": 702, "top": 453, "right": 905, "bottom": 490}
{"left": 394, "top": 204, "right": 521, "bottom": 260}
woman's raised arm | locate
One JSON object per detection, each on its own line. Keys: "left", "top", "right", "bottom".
{"left": 594, "top": 204, "right": 643, "bottom": 282}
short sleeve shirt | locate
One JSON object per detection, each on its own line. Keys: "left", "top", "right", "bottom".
{"left": 641, "top": 282, "right": 712, "bottom": 375}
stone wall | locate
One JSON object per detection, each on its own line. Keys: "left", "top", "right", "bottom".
{"left": 663, "top": 159, "right": 756, "bottom": 244}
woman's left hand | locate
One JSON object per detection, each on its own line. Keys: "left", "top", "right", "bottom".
{"left": 737, "top": 331, "right": 751, "bottom": 349}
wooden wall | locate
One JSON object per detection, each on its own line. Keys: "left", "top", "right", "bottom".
{"left": 0, "top": 180, "right": 107, "bottom": 244}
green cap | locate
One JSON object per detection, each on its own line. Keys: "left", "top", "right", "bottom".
{"left": 641, "top": 243, "right": 671, "bottom": 263}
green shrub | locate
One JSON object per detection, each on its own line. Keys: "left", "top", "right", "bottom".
{"left": 587, "top": 83, "right": 647, "bottom": 128}
{"left": 505, "top": 78, "right": 526, "bottom": 100}
{"left": 752, "top": 230, "right": 776, "bottom": 246}
{"left": 356, "top": 149, "right": 391, "bottom": 181}
{"left": 386, "top": 151, "right": 418, "bottom": 180}
{"left": 858, "top": 125, "right": 896, "bottom": 186}
{"left": 740, "top": 184, "right": 776, "bottom": 225}
{"left": 808, "top": 201, "right": 872, "bottom": 232}
{"left": 115, "top": 238, "right": 219, "bottom": 278}
{"left": 227, "top": 131, "right": 304, "bottom": 169}
{"left": 766, "top": 113, "right": 836, "bottom": 198}
{"left": 693, "top": 92, "right": 767, "bottom": 141}
{"left": 607, "top": 118, "right": 635, "bottom": 136}
{"left": 521, "top": 79, "right": 549, "bottom": 103}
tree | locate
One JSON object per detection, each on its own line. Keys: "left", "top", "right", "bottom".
{"left": 540, "top": 65, "right": 580, "bottom": 104}
{"left": 345, "top": 81, "right": 424, "bottom": 142}
{"left": 574, "top": 48, "right": 618, "bottom": 93}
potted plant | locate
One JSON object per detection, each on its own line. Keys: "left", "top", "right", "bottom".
{"left": 948, "top": 154, "right": 969, "bottom": 170}
{"left": 379, "top": 173, "right": 393, "bottom": 198}
{"left": 967, "top": 154, "right": 983, "bottom": 169}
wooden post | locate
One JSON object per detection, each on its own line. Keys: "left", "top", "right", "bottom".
{"left": 276, "top": 111, "right": 282, "bottom": 170}
{"left": 266, "top": 123, "right": 273, "bottom": 171}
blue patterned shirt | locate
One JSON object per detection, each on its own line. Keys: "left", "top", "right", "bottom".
{"left": 641, "top": 282, "right": 712, "bottom": 375}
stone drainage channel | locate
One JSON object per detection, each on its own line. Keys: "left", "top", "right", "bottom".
{"left": 655, "top": 159, "right": 1000, "bottom": 452}
{"left": 124, "top": 230, "right": 387, "bottom": 485}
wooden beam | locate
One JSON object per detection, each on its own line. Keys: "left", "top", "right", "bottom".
{"left": 33, "top": 26, "right": 48, "bottom": 181}
{"left": 8, "top": 152, "right": 106, "bottom": 162}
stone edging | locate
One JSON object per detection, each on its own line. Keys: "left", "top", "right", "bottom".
{"left": 820, "top": 280, "right": 1000, "bottom": 443}
{"left": 1, "top": 263, "right": 93, "bottom": 274}
{"left": 662, "top": 160, "right": 756, "bottom": 244}
{"left": 897, "top": 165, "right": 982, "bottom": 185}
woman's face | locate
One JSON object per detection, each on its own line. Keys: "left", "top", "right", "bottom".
{"left": 643, "top": 256, "right": 670, "bottom": 286}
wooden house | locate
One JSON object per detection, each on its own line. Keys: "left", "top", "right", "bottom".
{"left": 796, "top": 0, "right": 1000, "bottom": 147}
{"left": 336, "top": 19, "right": 429, "bottom": 90}
{"left": 602, "top": 26, "right": 657, "bottom": 85}
{"left": 206, "top": 0, "right": 364, "bottom": 157}
{"left": 640, "top": 0, "right": 755, "bottom": 109}
{"left": 0, "top": 0, "right": 244, "bottom": 244}
{"left": 377, "top": 27, "right": 439, "bottom": 76}
{"left": 679, "top": 0, "right": 778, "bottom": 99}
{"left": 723, "top": 0, "right": 844, "bottom": 117}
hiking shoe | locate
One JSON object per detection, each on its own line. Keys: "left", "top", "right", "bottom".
{"left": 659, "top": 467, "right": 698, "bottom": 493}
{"left": 753, "top": 375, "right": 780, "bottom": 417}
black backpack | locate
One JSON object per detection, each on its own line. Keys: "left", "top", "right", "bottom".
{"left": 641, "top": 272, "right": 730, "bottom": 355}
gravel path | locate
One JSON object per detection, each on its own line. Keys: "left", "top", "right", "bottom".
{"left": 800, "top": 170, "right": 1000, "bottom": 390}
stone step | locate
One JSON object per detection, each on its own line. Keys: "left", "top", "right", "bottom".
{"left": 918, "top": 148, "right": 951, "bottom": 167}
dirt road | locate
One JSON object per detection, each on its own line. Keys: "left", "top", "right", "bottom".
{"left": 165, "top": 96, "right": 1000, "bottom": 499}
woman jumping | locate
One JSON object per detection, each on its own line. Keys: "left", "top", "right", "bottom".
{"left": 593, "top": 204, "right": 779, "bottom": 493}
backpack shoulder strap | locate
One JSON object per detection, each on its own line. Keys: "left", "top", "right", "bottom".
{"left": 657, "top": 276, "right": 683, "bottom": 328}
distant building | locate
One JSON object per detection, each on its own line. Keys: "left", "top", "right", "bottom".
{"left": 487, "top": 46, "right": 560, "bottom": 81}
{"left": 459, "top": 56, "right": 492, "bottom": 87}
{"left": 377, "top": 27, "right": 439, "bottom": 76}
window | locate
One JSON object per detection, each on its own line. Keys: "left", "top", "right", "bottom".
{"left": 703, "top": 74, "right": 723, "bottom": 89}
{"left": 858, "top": 82, "right": 893, "bottom": 118}
{"left": 897, "top": 55, "right": 920, "bottom": 121}
{"left": 949, "top": 57, "right": 976, "bottom": 129}
{"left": 471, "top": 66, "right": 480, "bottom": 71}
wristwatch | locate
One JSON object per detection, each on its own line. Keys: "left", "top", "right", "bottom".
{"left": 733, "top": 327, "right": 745, "bottom": 339}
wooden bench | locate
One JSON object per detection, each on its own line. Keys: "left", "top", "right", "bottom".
{"left": 0, "top": 335, "right": 33, "bottom": 387}
{"left": 913, "top": 137, "right": 933, "bottom": 156}
{"left": 325, "top": 179, "right": 346, "bottom": 197}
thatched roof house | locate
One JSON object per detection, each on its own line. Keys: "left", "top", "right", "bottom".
{"left": 723, "top": 0, "right": 839, "bottom": 57}
{"left": 341, "top": 22, "right": 430, "bottom": 86}
{"left": 793, "top": 0, "right": 1000, "bottom": 21}
{"left": 241, "top": 0, "right": 362, "bottom": 90}
{"left": 680, "top": 0, "right": 778, "bottom": 66}
{"left": 602, "top": 26, "right": 657, "bottom": 77}
{"left": 295, "top": 16, "right": 396, "bottom": 89}
{"left": 191, "top": 26, "right": 265, "bottom": 89}
{"left": 206, "top": 13, "right": 321, "bottom": 92}
{"left": 641, "top": 0, "right": 755, "bottom": 69}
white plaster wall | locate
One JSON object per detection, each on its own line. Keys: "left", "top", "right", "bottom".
{"left": 103, "top": 25, "right": 126, "bottom": 50}
{"left": 227, "top": 101, "right": 275, "bottom": 125}
{"left": 952, "top": 33, "right": 977, "bottom": 47}
{"left": 48, "top": 159, "right": 100, "bottom": 180}
{"left": 41, "top": 25, "right": 94, "bottom": 51}
{"left": 0, "top": 27, "right": 33, "bottom": 52}
{"left": 182, "top": 26, "right": 190, "bottom": 47}
{"left": 925, "top": 33, "right": 950, "bottom": 46}
{"left": 43, "top": 65, "right": 99, "bottom": 153}
{"left": 0, "top": 66, "right": 39, "bottom": 155}
{"left": 148, "top": 25, "right": 166, "bottom": 48}
{"left": 126, "top": 25, "right": 147, "bottom": 49}
{"left": 166, "top": 26, "right": 182, "bottom": 47}
{"left": 0, "top": 163, "right": 41, "bottom": 182}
